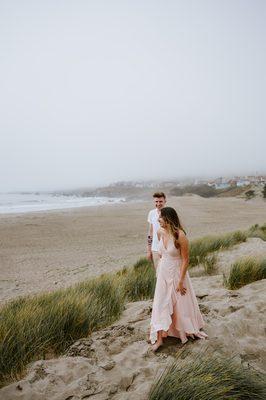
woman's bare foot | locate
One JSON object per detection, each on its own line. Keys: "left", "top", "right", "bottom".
{"left": 151, "top": 339, "right": 163, "bottom": 352}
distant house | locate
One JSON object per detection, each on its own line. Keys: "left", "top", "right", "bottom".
{"left": 207, "top": 181, "right": 230, "bottom": 189}
{"left": 228, "top": 179, "right": 237, "bottom": 187}
{"left": 207, "top": 181, "right": 215, "bottom": 187}
{"left": 214, "top": 182, "right": 230, "bottom": 189}
{"left": 236, "top": 180, "right": 250, "bottom": 187}
{"left": 257, "top": 176, "right": 266, "bottom": 184}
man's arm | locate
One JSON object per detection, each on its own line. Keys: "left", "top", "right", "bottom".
{"left": 147, "top": 223, "right": 153, "bottom": 261}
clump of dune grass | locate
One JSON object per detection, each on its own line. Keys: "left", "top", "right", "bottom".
{"left": 0, "top": 258, "right": 156, "bottom": 387}
{"left": 121, "top": 258, "right": 156, "bottom": 301}
{"left": 224, "top": 257, "right": 266, "bottom": 290}
{"left": 202, "top": 254, "right": 218, "bottom": 274}
{"left": 247, "top": 223, "right": 266, "bottom": 241}
{"left": 189, "top": 230, "right": 247, "bottom": 267}
{"left": 0, "top": 275, "right": 124, "bottom": 386}
{"left": 149, "top": 350, "right": 266, "bottom": 400}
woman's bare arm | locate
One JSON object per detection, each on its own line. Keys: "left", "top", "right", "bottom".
{"left": 179, "top": 231, "right": 189, "bottom": 280}
{"left": 176, "top": 231, "right": 189, "bottom": 295}
{"left": 157, "top": 227, "right": 164, "bottom": 241}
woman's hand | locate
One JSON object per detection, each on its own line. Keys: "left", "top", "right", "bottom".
{"left": 176, "top": 280, "right": 186, "bottom": 295}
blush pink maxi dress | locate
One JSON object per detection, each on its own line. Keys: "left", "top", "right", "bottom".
{"left": 149, "top": 235, "right": 208, "bottom": 345}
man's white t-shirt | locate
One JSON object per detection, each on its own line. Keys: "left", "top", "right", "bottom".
{"left": 147, "top": 208, "right": 161, "bottom": 252}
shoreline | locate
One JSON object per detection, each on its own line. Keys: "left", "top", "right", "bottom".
{"left": 0, "top": 194, "right": 127, "bottom": 216}
{"left": 1, "top": 196, "right": 265, "bottom": 305}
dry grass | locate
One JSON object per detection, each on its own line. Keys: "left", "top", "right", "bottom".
{"left": 202, "top": 254, "right": 218, "bottom": 274}
{"left": 247, "top": 223, "right": 266, "bottom": 241}
{"left": 149, "top": 350, "right": 266, "bottom": 400}
{"left": 0, "top": 258, "right": 155, "bottom": 387}
{"left": 224, "top": 257, "right": 266, "bottom": 290}
{"left": 119, "top": 258, "right": 156, "bottom": 301}
{"left": 189, "top": 230, "right": 247, "bottom": 267}
{"left": 0, "top": 275, "right": 124, "bottom": 386}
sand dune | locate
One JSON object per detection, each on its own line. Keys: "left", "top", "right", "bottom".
{"left": 190, "top": 237, "right": 266, "bottom": 277}
{"left": 1, "top": 238, "right": 265, "bottom": 399}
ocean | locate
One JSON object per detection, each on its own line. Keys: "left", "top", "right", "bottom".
{"left": 0, "top": 193, "right": 125, "bottom": 214}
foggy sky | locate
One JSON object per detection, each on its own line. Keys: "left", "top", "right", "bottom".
{"left": 0, "top": 0, "right": 265, "bottom": 191}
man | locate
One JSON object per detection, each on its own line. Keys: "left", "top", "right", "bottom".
{"left": 147, "top": 192, "right": 166, "bottom": 273}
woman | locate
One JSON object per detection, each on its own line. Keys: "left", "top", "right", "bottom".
{"left": 149, "top": 207, "right": 208, "bottom": 351}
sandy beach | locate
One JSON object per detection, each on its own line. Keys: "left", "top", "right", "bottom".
{"left": 0, "top": 196, "right": 265, "bottom": 304}
{"left": 0, "top": 195, "right": 266, "bottom": 399}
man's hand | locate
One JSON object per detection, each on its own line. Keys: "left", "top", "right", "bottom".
{"left": 147, "top": 232, "right": 153, "bottom": 261}
{"left": 176, "top": 280, "right": 186, "bottom": 296}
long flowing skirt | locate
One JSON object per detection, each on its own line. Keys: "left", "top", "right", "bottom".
{"left": 149, "top": 255, "right": 208, "bottom": 344}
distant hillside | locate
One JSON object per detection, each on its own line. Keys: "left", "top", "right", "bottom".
{"left": 59, "top": 185, "right": 158, "bottom": 201}
{"left": 58, "top": 182, "right": 265, "bottom": 201}
{"left": 169, "top": 184, "right": 262, "bottom": 199}
{"left": 216, "top": 185, "right": 253, "bottom": 197}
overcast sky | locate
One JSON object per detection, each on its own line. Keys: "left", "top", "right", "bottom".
{"left": 0, "top": 0, "right": 265, "bottom": 191}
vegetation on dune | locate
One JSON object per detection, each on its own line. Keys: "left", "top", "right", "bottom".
{"left": 247, "top": 223, "right": 266, "bottom": 241}
{"left": 217, "top": 184, "right": 253, "bottom": 198}
{"left": 189, "top": 230, "right": 247, "bottom": 267}
{"left": 0, "top": 224, "right": 265, "bottom": 387}
{"left": 149, "top": 350, "right": 266, "bottom": 400}
{"left": 262, "top": 184, "right": 266, "bottom": 199}
{"left": 0, "top": 259, "right": 155, "bottom": 387}
{"left": 119, "top": 257, "right": 156, "bottom": 301}
{"left": 169, "top": 184, "right": 252, "bottom": 198}
{"left": 0, "top": 275, "right": 124, "bottom": 386}
{"left": 170, "top": 184, "right": 217, "bottom": 198}
{"left": 224, "top": 257, "right": 266, "bottom": 290}
{"left": 202, "top": 254, "right": 218, "bottom": 274}
{"left": 189, "top": 223, "right": 265, "bottom": 269}
{"left": 245, "top": 189, "right": 256, "bottom": 200}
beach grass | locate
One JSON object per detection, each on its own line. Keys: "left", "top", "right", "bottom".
{"left": 119, "top": 257, "right": 156, "bottom": 301}
{"left": 0, "top": 259, "right": 155, "bottom": 387}
{"left": 247, "top": 223, "right": 266, "bottom": 241}
{"left": 189, "top": 223, "right": 266, "bottom": 269}
{"left": 189, "top": 230, "right": 247, "bottom": 267}
{"left": 149, "top": 350, "right": 266, "bottom": 400}
{"left": 224, "top": 257, "right": 266, "bottom": 290}
{"left": 0, "top": 275, "right": 124, "bottom": 386}
{"left": 202, "top": 254, "right": 218, "bottom": 274}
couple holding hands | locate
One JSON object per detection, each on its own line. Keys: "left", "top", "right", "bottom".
{"left": 146, "top": 192, "right": 207, "bottom": 352}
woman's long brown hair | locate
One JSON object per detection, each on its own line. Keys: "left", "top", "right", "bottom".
{"left": 160, "top": 207, "right": 186, "bottom": 249}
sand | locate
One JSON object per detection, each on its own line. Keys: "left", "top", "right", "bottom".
{"left": 1, "top": 271, "right": 265, "bottom": 399}
{"left": 0, "top": 196, "right": 265, "bottom": 304}
{"left": 0, "top": 196, "right": 266, "bottom": 399}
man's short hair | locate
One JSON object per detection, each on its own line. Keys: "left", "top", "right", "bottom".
{"left": 153, "top": 192, "right": 166, "bottom": 199}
